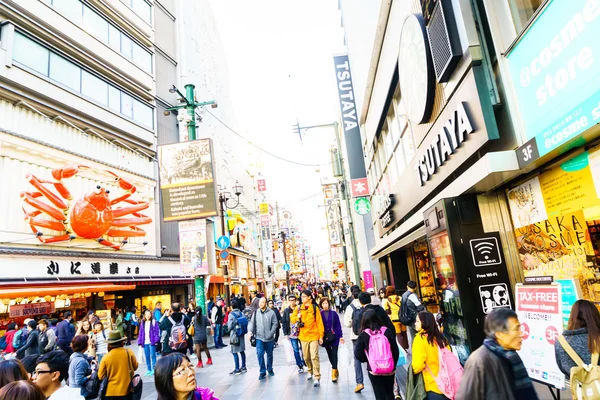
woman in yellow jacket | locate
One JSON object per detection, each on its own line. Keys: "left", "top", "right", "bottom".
{"left": 382, "top": 286, "right": 408, "bottom": 349}
{"left": 298, "top": 289, "right": 324, "bottom": 387}
{"left": 411, "top": 311, "right": 450, "bottom": 400}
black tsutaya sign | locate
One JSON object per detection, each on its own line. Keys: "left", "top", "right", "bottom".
{"left": 333, "top": 54, "right": 367, "bottom": 180}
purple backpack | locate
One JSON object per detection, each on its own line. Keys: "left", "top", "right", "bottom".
{"left": 364, "top": 326, "right": 395, "bottom": 376}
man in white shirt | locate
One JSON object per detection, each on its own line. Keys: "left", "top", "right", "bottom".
{"left": 33, "top": 350, "right": 84, "bottom": 399}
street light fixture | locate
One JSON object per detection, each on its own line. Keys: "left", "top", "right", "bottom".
{"left": 218, "top": 181, "right": 243, "bottom": 304}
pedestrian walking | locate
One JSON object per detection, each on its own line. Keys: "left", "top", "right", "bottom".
{"left": 33, "top": 350, "right": 84, "bottom": 399}
{"left": 211, "top": 299, "right": 226, "bottom": 349}
{"left": 267, "top": 299, "right": 282, "bottom": 346}
{"left": 359, "top": 292, "right": 396, "bottom": 332}
{"left": 282, "top": 294, "right": 306, "bottom": 373}
{"left": 555, "top": 299, "right": 600, "bottom": 377}
{"left": 456, "top": 308, "right": 537, "bottom": 400}
{"left": 400, "top": 281, "right": 425, "bottom": 353}
{"left": 249, "top": 297, "right": 278, "bottom": 380}
{"left": 227, "top": 299, "right": 247, "bottom": 374}
{"left": 114, "top": 309, "right": 125, "bottom": 338}
{"left": 16, "top": 320, "right": 40, "bottom": 360}
{"left": 55, "top": 312, "right": 75, "bottom": 356}
{"left": 98, "top": 330, "right": 139, "bottom": 399}
{"left": 68, "top": 335, "right": 91, "bottom": 390}
{"left": 344, "top": 285, "right": 367, "bottom": 393}
{"left": 38, "top": 320, "right": 56, "bottom": 355}
{"left": 354, "top": 309, "right": 399, "bottom": 400}
{"left": 93, "top": 321, "right": 109, "bottom": 365}
{"left": 124, "top": 306, "right": 138, "bottom": 345}
{"left": 250, "top": 292, "right": 260, "bottom": 316}
{"left": 382, "top": 286, "right": 407, "bottom": 348}
{"left": 191, "top": 307, "right": 213, "bottom": 368}
{"left": 319, "top": 297, "right": 343, "bottom": 382}
{"left": 138, "top": 309, "right": 160, "bottom": 376}
{"left": 298, "top": 289, "right": 324, "bottom": 387}
{"left": 159, "top": 302, "right": 192, "bottom": 355}
{"left": 154, "top": 353, "right": 219, "bottom": 400}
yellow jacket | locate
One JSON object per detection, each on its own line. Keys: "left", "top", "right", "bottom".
{"left": 411, "top": 333, "right": 447, "bottom": 394}
{"left": 383, "top": 295, "right": 401, "bottom": 322}
{"left": 98, "top": 347, "right": 138, "bottom": 396}
{"left": 297, "top": 304, "right": 324, "bottom": 342}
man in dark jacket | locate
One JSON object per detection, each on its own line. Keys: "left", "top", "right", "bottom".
{"left": 358, "top": 292, "right": 395, "bottom": 333}
{"left": 456, "top": 308, "right": 537, "bottom": 400}
{"left": 56, "top": 311, "right": 75, "bottom": 355}
{"left": 402, "top": 281, "right": 425, "bottom": 352}
{"left": 282, "top": 294, "right": 305, "bottom": 372}
{"left": 159, "top": 303, "right": 191, "bottom": 355}
{"left": 16, "top": 320, "right": 40, "bottom": 359}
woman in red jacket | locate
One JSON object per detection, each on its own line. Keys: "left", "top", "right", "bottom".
{"left": 4, "top": 323, "right": 19, "bottom": 354}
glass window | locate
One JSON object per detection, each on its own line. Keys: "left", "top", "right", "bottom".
{"left": 133, "top": 99, "right": 153, "bottom": 128}
{"left": 373, "top": 149, "right": 380, "bottom": 179}
{"left": 132, "top": 43, "right": 152, "bottom": 73}
{"left": 108, "top": 25, "right": 121, "bottom": 52}
{"left": 121, "top": 92, "right": 133, "bottom": 118}
{"left": 81, "top": 71, "right": 108, "bottom": 105}
{"left": 377, "top": 135, "right": 387, "bottom": 171}
{"left": 49, "top": 53, "right": 81, "bottom": 92}
{"left": 54, "top": 0, "right": 83, "bottom": 25}
{"left": 385, "top": 115, "right": 397, "bottom": 157}
{"left": 395, "top": 144, "right": 406, "bottom": 176}
{"left": 13, "top": 33, "right": 49, "bottom": 76}
{"left": 388, "top": 155, "right": 399, "bottom": 187}
{"left": 132, "top": 0, "right": 152, "bottom": 24}
{"left": 402, "top": 127, "right": 416, "bottom": 163}
{"left": 108, "top": 86, "right": 121, "bottom": 112}
{"left": 120, "top": 35, "right": 133, "bottom": 58}
{"left": 83, "top": 6, "right": 109, "bottom": 43}
{"left": 507, "top": 0, "right": 545, "bottom": 33}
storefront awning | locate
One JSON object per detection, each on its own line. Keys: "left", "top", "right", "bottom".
{"left": 0, "top": 284, "right": 135, "bottom": 299}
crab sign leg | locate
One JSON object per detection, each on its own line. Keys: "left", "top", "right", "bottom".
{"left": 107, "top": 174, "right": 138, "bottom": 206}
{"left": 107, "top": 226, "right": 146, "bottom": 237}
{"left": 111, "top": 216, "right": 152, "bottom": 227}
{"left": 21, "top": 192, "right": 66, "bottom": 221}
{"left": 112, "top": 202, "right": 149, "bottom": 218}
{"left": 25, "top": 215, "right": 67, "bottom": 231}
{"left": 97, "top": 238, "right": 122, "bottom": 250}
{"left": 26, "top": 174, "right": 68, "bottom": 209}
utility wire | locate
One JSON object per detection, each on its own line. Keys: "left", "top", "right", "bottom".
{"left": 202, "top": 109, "right": 334, "bottom": 167}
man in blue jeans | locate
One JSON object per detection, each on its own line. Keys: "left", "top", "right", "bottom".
{"left": 210, "top": 299, "right": 226, "bottom": 349}
{"left": 282, "top": 295, "right": 306, "bottom": 373}
{"left": 250, "top": 297, "right": 278, "bottom": 380}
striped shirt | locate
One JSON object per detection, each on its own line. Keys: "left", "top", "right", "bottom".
{"left": 95, "top": 329, "right": 109, "bottom": 355}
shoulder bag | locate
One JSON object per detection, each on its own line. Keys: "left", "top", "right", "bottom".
{"left": 321, "top": 311, "right": 337, "bottom": 347}
{"left": 127, "top": 349, "right": 143, "bottom": 400}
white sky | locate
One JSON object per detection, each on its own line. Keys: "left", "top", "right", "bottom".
{"left": 210, "top": 0, "right": 346, "bottom": 260}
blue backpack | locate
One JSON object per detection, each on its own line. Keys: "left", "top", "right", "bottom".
{"left": 234, "top": 311, "right": 248, "bottom": 336}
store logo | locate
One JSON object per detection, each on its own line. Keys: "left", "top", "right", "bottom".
{"left": 377, "top": 194, "right": 395, "bottom": 228}
{"left": 470, "top": 237, "right": 502, "bottom": 267}
{"left": 479, "top": 283, "right": 511, "bottom": 314}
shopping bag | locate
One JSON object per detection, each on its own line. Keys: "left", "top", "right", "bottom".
{"left": 339, "top": 342, "right": 352, "bottom": 367}
{"left": 397, "top": 343, "right": 407, "bottom": 367}
{"left": 283, "top": 338, "right": 293, "bottom": 363}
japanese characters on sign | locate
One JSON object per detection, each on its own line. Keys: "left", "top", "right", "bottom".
{"left": 323, "top": 184, "right": 342, "bottom": 246}
{"left": 46, "top": 260, "right": 139, "bottom": 276}
{"left": 10, "top": 302, "right": 55, "bottom": 318}
{"left": 330, "top": 246, "right": 344, "bottom": 263}
{"left": 259, "top": 203, "right": 269, "bottom": 215}
{"left": 350, "top": 178, "right": 370, "bottom": 198}
{"left": 257, "top": 179, "right": 267, "bottom": 192}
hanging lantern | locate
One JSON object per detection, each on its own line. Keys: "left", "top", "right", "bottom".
{"left": 84, "top": 292, "right": 91, "bottom": 298}
{"left": 73, "top": 293, "right": 81, "bottom": 299}
{"left": 98, "top": 292, "right": 105, "bottom": 297}
{"left": 15, "top": 298, "right": 24, "bottom": 304}
{"left": 2, "top": 299, "right": 10, "bottom": 306}
{"left": 44, "top": 296, "right": 52, "bottom": 302}
{"left": 28, "top": 297, "right": 36, "bottom": 303}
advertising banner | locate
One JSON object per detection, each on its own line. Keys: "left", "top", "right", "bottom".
{"left": 515, "top": 284, "right": 565, "bottom": 389}
{"left": 96, "top": 310, "right": 112, "bottom": 331}
{"left": 363, "top": 271, "right": 374, "bottom": 290}
{"left": 237, "top": 257, "right": 248, "bottom": 279}
{"left": 178, "top": 219, "right": 208, "bottom": 275}
{"left": 10, "top": 302, "right": 55, "bottom": 318}
{"left": 557, "top": 278, "right": 582, "bottom": 329}
{"left": 330, "top": 246, "right": 344, "bottom": 263}
{"left": 507, "top": 0, "right": 600, "bottom": 156}
{"left": 158, "top": 139, "right": 218, "bottom": 221}
{"left": 323, "top": 184, "right": 342, "bottom": 246}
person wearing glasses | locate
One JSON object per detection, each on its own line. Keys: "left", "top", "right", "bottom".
{"left": 32, "top": 350, "right": 84, "bottom": 399}
{"left": 282, "top": 294, "right": 306, "bottom": 373}
{"left": 98, "top": 331, "right": 138, "bottom": 399}
{"left": 154, "top": 353, "right": 219, "bottom": 400}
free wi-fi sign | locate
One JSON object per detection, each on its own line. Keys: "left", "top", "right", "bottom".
{"left": 469, "top": 237, "right": 502, "bottom": 267}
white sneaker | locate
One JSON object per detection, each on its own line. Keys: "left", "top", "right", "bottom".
{"left": 189, "top": 354, "right": 197, "bottom": 359}
{"left": 307, "top": 373, "right": 313, "bottom": 380}
{"left": 313, "top": 380, "right": 320, "bottom": 387}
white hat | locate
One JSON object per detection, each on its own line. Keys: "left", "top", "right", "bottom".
{"left": 367, "top": 288, "right": 375, "bottom": 294}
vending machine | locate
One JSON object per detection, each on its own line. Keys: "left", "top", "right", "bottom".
{"left": 423, "top": 196, "right": 514, "bottom": 364}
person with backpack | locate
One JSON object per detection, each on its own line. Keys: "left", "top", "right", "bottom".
{"left": 456, "top": 308, "right": 537, "bottom": 400}
{"left": 359, "top": 292, "right": 396, "bottom": 333}
{"left": 226, "top": 299, "right": 248, "bottom": 375}
{"left": 159, "top": 303, "right": 192, "bottom": 355}
{"left": 138, "top": 309, "right": 160, "bottom": 376}
{"left": 249, "top": 297, "right": 278, "bottom": 380}
{"left": 192, "top": 307, "right": 213, "bottom": 368}
{"left": 4, "top": 323, "right": 19, "bottom": 354}
{"left": 555, "top": 299, "right": 600, "bottom": 397}
{"left": 400, "top": 281, "right": 426, "bottom": 353}
{"left": 344, "top": 285, "right": 367, "bottom": 393}
{"left": 56, "top": 312, "right": 75, "bottom": 356}
{"left": 354, "top": 309, "right": 399, "bottom": 400}
{"left": 282, "top": 294, "right": 306, "bottom": 373}
{"left": 16, "top": 320, "right": 40, "bottom": 360}
{"left": 92, "top": 321, "right": 109, "bottom": 365}
{"left": 412, "top": 311, "right": 462, "bottom": 400}
{"left": 319, "top": 297, "right": 344, "bottom": 382}
{"left": 298, "top": 289, "right": 324, "bottom": 387}
{"left": 38, "top": 320, "right": 56, "bottom": 355}
{"left": 382, "top": 286, "right": 407, "bottom": 349}
{"left": 13, "top": 320, "right": 31, "bottom": 355}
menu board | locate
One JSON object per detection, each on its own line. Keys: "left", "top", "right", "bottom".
{"left": 96, "top": 310, "right": 113, "bottom": 331}
{"left": 414, "top": 240, "right": 437, "bottom": 306}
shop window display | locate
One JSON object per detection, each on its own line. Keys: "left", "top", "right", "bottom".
{"left": 412, "top": 240, "right": 438, "bottom": 311}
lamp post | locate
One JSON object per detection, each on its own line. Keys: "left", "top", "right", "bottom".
{"left": 279, "top": 230, "right": 290, "bottom": 294}
{"left": 218, "top": 182, "right": 243, "bottom": 304}
{"left": 164, "top": 84, "right": 217, "bottom": 312}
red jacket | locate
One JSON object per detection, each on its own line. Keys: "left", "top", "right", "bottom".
{"left": 4, "top": 330, "right": 17, "bottom": 353}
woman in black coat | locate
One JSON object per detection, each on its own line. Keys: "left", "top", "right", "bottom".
{"left": 267, "top": 300, "right": 282, "bottom": 346}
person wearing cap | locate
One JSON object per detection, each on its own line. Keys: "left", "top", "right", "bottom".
{"left": 98, "top": 330, "right": 138, "bottom": 398}
{"left": 367, "top": 288, "right": 381, "bottom": 306}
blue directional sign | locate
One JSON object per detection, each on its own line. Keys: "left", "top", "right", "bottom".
{"left": 219, "top": 250, "right": 229, "bottom": 260}
{"left": 283, "top": 263, "right": 291, "bottom": 272}
{"left": 217, "top": 236, "right": 230, "bottom": 250}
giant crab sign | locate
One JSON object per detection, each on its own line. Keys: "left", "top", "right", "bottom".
{"left": 20, "top": 164, "right": 151, "bottom": 250}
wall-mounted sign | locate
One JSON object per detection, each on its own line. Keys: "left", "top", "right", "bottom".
{"left": 377, "top": 195, "right": 395, "bottom": 228}
{"left": 10, "top": 302, "right": 55, "bottom": 318}
{"left": 507, "top": 0, "right": 600, "bottom": 157}
{"left": 179, "top": 219, "right": 208, "bottom": 275}
{"left": 350, "top": 178, "right": 369, "bottom": 198}
{"left": 478, "top": 283, "right": 511, "bottom": 314}
{"left": 330, "top": 246, "right": 344, "bottom": 263}
{"left": 158, "top": 139, "right": 218, "bottom": 221}
{"left": 323, "top": 184, "right": 342, "bottom": 246}
{"left": 354, "top": 197, "right": 371, "bottom": 215}
{"left": 259, "top": 203, "right": 269, "bottom": 215}
{"left": 469, "top": 236, "right": 502, "bottom": 267}
{"left": 257, "top": 179, "right": 267, "bottom": 192}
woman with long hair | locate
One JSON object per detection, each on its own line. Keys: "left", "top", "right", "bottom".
{"left": 354, "top": 309, "right": 399, "bottom": 400}
{"left": 412, "top": 311, "right": 450, "bottom": 400}
{"left": 0, "top": 359, "right": 28, "bottom": 389}
{"left": 68, "top": 335, "right": 92, "bottom": 389}
{"left": 192, "top": 306, "right": 213, "bottom": 368}
{"left": 154, "top": 353, "right": 219, "bottom": 400}
{"left": 138, "top": 309, "right": 160, "bottom": 375}
{"left": 555, "top": 299, "right": 600, "bottom": 376}
{"left": 0, "top": 380, "right": 45, "bottom": 400}
{"left": 319, "top": 297, "right": 344, "bottom": 382}
{"left": 76, "top": 319, "right": 95, "bottom": 359}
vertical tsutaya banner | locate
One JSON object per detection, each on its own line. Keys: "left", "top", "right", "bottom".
{"left": 158, "top": 139, "right": 218, "bottom": 221}
{"left": 333, "top": 54, "right": 367, "bottom": 180}
{"left": 323, "top": 184, "right": 342, "bottom": 246}
{"left": 179, "top": 219, "right": 208, "bottom": 275}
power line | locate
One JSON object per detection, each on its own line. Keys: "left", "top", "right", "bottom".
{"left": 202, "top": 109, "right": 334, "bottom": 168}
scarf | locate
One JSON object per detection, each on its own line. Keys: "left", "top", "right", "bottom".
{"left": 483, "top": 339, "right": 538, "bottom": 400}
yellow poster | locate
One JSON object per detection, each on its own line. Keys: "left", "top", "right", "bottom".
{"left": 96, "top": 310, "right": 113, "bottom": 331}
{"left": 259, "top": 203, "right": 269, "bottom": 215}
{"left": 539, "top": 152, "right": 599, "bottom": 217}
{"left": 514, "top": 210, "right": 595, "bottom": 298}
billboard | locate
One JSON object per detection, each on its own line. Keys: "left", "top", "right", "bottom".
{"left": 179, "top": 219, "right": 208, "bottom": 275}
{"left": 158, "top": 139, "right": 218, "bottom": 221}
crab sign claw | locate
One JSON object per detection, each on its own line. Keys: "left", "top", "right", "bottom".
{"left": 50, "top": 165, "right": 89, "bottom": 200}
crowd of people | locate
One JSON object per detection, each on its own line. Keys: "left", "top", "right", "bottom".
{"left": 0, "top": 282, "right": 598, "bottom": 399}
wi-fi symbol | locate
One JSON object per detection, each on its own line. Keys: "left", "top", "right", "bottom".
{"left": 474, "top": 242, "right": 495, "bottom": 260}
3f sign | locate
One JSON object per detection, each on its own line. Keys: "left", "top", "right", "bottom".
{"left": 522, "top": 144, "right": 533, "bottom": 162}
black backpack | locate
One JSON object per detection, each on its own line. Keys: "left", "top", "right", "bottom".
{"left": 399, "top": 291, "right": 424, "bottom": 326}
{"left": 350, "top": 304, "right": 365, "bottom": 336}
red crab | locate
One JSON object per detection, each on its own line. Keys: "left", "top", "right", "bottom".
{"left": 20, "top": 164, "right": 151, "bottom": 250}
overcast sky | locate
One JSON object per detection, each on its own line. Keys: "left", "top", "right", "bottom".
{"left": 210, "top": 0, "right": 346, "bottom": 261}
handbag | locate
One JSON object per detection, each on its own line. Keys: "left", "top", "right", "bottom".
{"left": 230, "top": 330, "right": 240, "bottom": 345}
{"left": 188, "top": 317, "right": 195, "bottom": 336}
{"left": 81, "top": 371, "right": 101, "bottom": 400}
{"left": 127, "top": 349, "right": 143, "bottom": 400}
{"left": 250, "top": 335, "right": 257, "bottom": 347}
{"left": 321, "top": 311, "right": 336, "bottom": 347}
